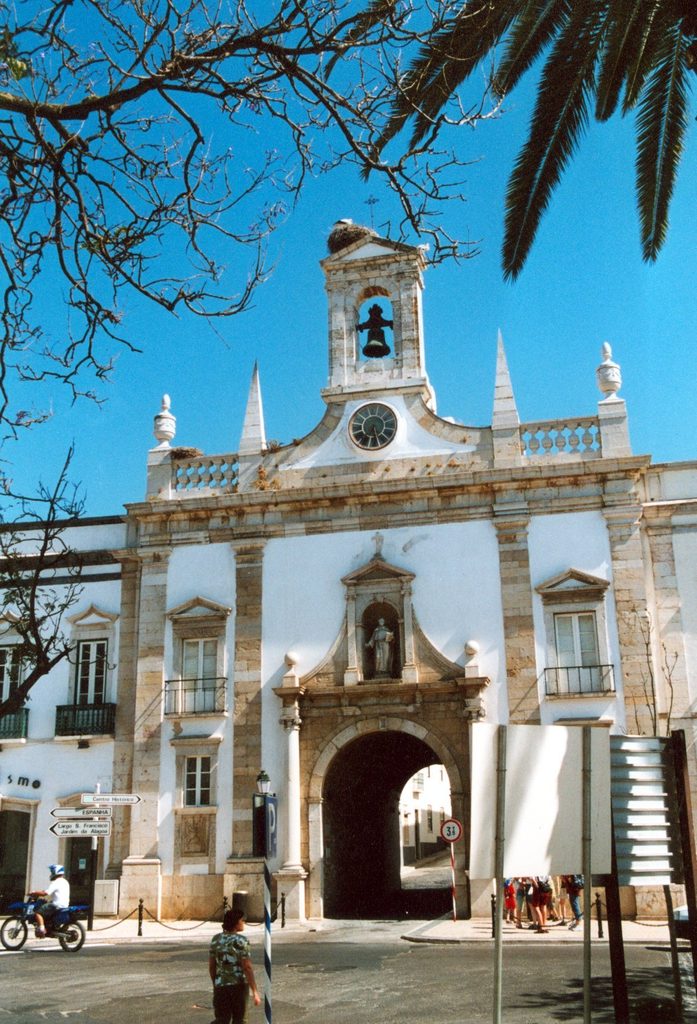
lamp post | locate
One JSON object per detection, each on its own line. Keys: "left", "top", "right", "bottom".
{"left": 255, "top": 770, "right": 275, "bottom": 1024}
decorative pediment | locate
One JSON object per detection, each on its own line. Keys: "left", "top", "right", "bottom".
{"left": 342, "top": 558, "right": 415, "bottom": 587}
{"left": 536, "top": 569, "right": 610, "bottom": 605}
{"left": 167, "top": 597, "right": 232, "bottom": 620}
{"left": 321, "top": 233, "right": 422, "bottom": 267}
{"left": 67, "top": 604, "right": 119, "bottom": 628}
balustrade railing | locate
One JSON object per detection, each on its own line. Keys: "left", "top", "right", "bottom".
{"left": 544, "top": 664, "right": 615, "bottom": 697}
{"left": 0, "top": 708, "right": 28, "bottom": 739}
{"left": 173, "top": 454, "right": 239, "bottom": 493}
{"left": 164, "top": 677, "right": 227, "bottom": 715}
{"left": 520, "top": 417, "right": 601, "bottom": 458}
{"left": 55, "top": 702, "right": 117, "bottom": 736}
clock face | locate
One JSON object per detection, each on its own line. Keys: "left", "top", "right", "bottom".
{"left": 349, "top": 403, "right": 398, "bottom": 450}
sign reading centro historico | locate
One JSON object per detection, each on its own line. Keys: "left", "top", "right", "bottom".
{"left": 81, "top": 793, "right": 141, "bottom": 805}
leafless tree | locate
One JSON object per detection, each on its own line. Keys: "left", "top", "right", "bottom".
{"left": 0, "top": 0, "right": 490, "bottom": 439}
{"left": 0, "top": 447, "right": 83, "bottom": 718}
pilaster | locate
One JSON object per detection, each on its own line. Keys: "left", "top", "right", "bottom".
{"left": 603, "top": 504, "right": 655, "bottom": 734}
{"left": 119, "top": 545, "right": 171, "bottom": 915}
{"left": 230, "top": 542, "right": 265, "bottom": 856}
{"left": 493, "top": 504, "right": 539, "bottom": 722}
{"left": 644, "top": 517, "right": 690, "bottom": 726}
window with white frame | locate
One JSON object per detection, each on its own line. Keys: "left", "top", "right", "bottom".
{"left": 166, "top": 598, "right": 230, "bottom": 716}
{"left": 184, "top": 754, "right": 212, "bottom": 807}
{"left": 537, "top": 569, "right": 614, "bottom": 698}
{"left": 75, "top": 639, "right": 108, "bottom": 704}
{"left": 0, "top": 645, "right": 22, "bottom": 701}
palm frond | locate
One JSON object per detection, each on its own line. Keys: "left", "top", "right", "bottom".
{"left": 495, "top": 0, "right": 571, "bottom": 96}
{"left": 635, "top": 24, "right": 690, "bottom": 259}
{"left": 502, "top": 6, "right": 608, "bottom": 278}
{"left": 622, "top": 1, "right": 668, "bottom": 110}
{"left": 595, "top": 0, "right": 644, "bottom": 120}
{"left": 373, "top": 1, "right": 519, "bottom": 158}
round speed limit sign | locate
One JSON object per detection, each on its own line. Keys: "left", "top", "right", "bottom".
{"left": 440, "top": 818, "right": 462, "bottom": 844}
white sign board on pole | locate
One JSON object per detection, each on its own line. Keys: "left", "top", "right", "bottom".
{"left": 81, "top": 792, "right": 140, "bottom": 805}
{"left": 469, "top": 723, "right": 612, "bottom": 878}
{"left": 50, "top": 820, "right": 112, "bottom": 838}
{"left": 51, "top": 807, "right": 112, "bottom": 819}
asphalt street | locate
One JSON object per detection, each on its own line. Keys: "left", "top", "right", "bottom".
{"left": 0, "top": 927, "right": 693, "bottom": 1024}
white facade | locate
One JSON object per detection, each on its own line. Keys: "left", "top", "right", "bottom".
{"left": 1, "top": 223, "right": 696, "bottom": 921}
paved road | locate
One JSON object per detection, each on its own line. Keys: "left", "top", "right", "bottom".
{"left": 0, "top": 929, "right": 692, "bottom": 1023}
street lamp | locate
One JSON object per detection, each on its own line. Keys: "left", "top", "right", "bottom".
{"left": 256, "top": 770, "right": 271, "bottom": 795}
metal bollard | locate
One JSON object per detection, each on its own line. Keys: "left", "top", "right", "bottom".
{"left": 138, "top": 898, "right": 144, "bottom": 937}
{"left": 223, "top": 895, "right": 228, "bottom": 915}
{"left": 595, "top": 891, "right": 603, "bottom": 939}
{"left": 280, "top": 893, "right": 286, "bottom": 929}
{"left": 491, "top": 893, "right": 496, "bottom": 939}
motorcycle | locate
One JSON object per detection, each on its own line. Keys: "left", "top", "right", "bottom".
{"left": 0, "top": 895, "right": 88, "bottom": 952}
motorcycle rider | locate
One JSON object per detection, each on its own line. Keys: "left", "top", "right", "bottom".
{"left": 33, "top": 864, "right": 70, "bottom": 938}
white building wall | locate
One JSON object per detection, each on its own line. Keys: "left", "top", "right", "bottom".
{"left": 157, "top": 542, "right": 237, "bottom": 875}
{"left": 528, "top": 511, "right": 625, "bottom": 728}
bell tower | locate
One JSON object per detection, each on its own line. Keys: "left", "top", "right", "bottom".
{"left": 320, "top": 220, "right": 433, "bottom": 407}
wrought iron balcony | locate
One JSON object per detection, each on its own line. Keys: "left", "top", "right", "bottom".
{"left": 164, "top": 677, "right": 226, "bottom": 715}
{"left": 544, "top": 664, "right": 615, "bottom": 698}
{"left": 0, "top": 708, "right": 28, "bottom": 739}
{"left": 55, "top": 702, "right": 116, "bottom": 736}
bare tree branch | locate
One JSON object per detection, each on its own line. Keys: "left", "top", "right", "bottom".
{"left": 0, "top": 1, "right": 490, "bottom": 441}
{"left": 0, "top": 447, "right": 83, "bottom": 717}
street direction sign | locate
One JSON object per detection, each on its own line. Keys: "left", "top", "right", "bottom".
{"left": 440, "top": 818, "right": 463, "bottom": 844}
{"left": 49, "top": 820, "right": 112, "bottom": 838}
{"left": 51, "top": 807, "right": 112, "bottom": 819}
{"left": 81, "top": 792, "right": 140, "bottom": 805}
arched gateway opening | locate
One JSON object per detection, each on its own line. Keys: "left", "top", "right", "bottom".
{"left": 322, "top": 730, "right": 452, "bottom": 919}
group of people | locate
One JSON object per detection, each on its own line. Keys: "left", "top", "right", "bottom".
{"left": 503, "top": 875, "right": 584, "bottom": 934}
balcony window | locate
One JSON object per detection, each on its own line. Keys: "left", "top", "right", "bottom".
{"left": 75, "top": 639, "right": 108, "bottom": 705}
{"left": 0, "top": 645, "right": 22, "bottom": 701}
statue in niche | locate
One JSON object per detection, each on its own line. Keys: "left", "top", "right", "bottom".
{"left": 357, "top": 303, "right": 392, "bottom": 358}
{"left": 366, "top": 618, "right": 395, "bottom": 676}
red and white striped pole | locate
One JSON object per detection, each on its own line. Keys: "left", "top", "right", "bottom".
{"left": 440, "top": 818, "right": 462, "bottom": 923}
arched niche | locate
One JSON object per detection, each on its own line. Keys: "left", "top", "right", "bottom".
{"left": 342, "top": 555, "right": 417, "bottom": 685}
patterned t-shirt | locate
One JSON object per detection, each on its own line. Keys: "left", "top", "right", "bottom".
{"left": 209, "top": 931, "right": 251, "bottom": 987}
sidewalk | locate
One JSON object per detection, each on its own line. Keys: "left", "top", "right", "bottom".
{"left": 84, "top": 913, "right": 676, "bottom": 946}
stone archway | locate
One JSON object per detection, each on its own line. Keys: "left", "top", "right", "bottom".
{"left": 306, "top": 718, "right": 466, "bottom": 920}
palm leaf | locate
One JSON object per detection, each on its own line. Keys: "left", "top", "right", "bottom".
{"left": 635, "top": 23, "right": 690, "bottom": 259}
{"left": 622, "top": 1, "right": 668, "bottom": 110}
{"left": 502, "top": 6, "right": 608, "bottom": 278}
{"left": 372, "top": 1, "right": 520, "bottom": 158}
{"left": 595, "top": 0, "right": 645, "bottom": 120}
{"left": 495, "top": 0, "right": 571, "bottom": 96}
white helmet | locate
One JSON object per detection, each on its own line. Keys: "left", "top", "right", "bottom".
{"left": 49, "top": 864, "right": 65, "bottom": 876}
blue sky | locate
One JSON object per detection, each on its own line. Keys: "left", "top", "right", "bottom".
{"left": 6, "top": 75, "right": 696, "bottom": 517}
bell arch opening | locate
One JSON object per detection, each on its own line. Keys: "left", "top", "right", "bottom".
{"left": 321, "top": 730, "right": 453, "bottom": 919}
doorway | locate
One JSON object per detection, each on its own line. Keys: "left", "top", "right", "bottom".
{"left": 322, "top": 730, "right": 452, "bottom": 919}
{"left": 0, "top": 808, "right": 30, "bottom": 910}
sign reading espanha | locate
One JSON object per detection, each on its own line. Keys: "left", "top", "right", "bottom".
{"left": 51, "top": 807, "right": 113, "bottom": 819}
{"left": 81, "top": 792, "right": 141, "bottom": 805}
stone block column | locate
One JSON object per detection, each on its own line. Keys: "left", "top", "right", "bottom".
{"left": 230, "top": 543, "right": 265, "bottom": 855}
{"left": 494, "top": 504, "right": 540, "bottom": 723}
{"left": 119, "top": 546, "right": 171, "bottom": 917}
{"left": 603, "top": 504, "right": 655, "bottom": 735}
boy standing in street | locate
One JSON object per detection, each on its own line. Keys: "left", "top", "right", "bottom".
{"left": 209, "top": 908, "right": 261, "bottom": 1024}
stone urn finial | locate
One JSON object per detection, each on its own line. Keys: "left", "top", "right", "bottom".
{"left": 153, "top": 393, "right": 176, "bottom": 447}
{"left": 596, "top": 342, "right": 622, "bottom": 400}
